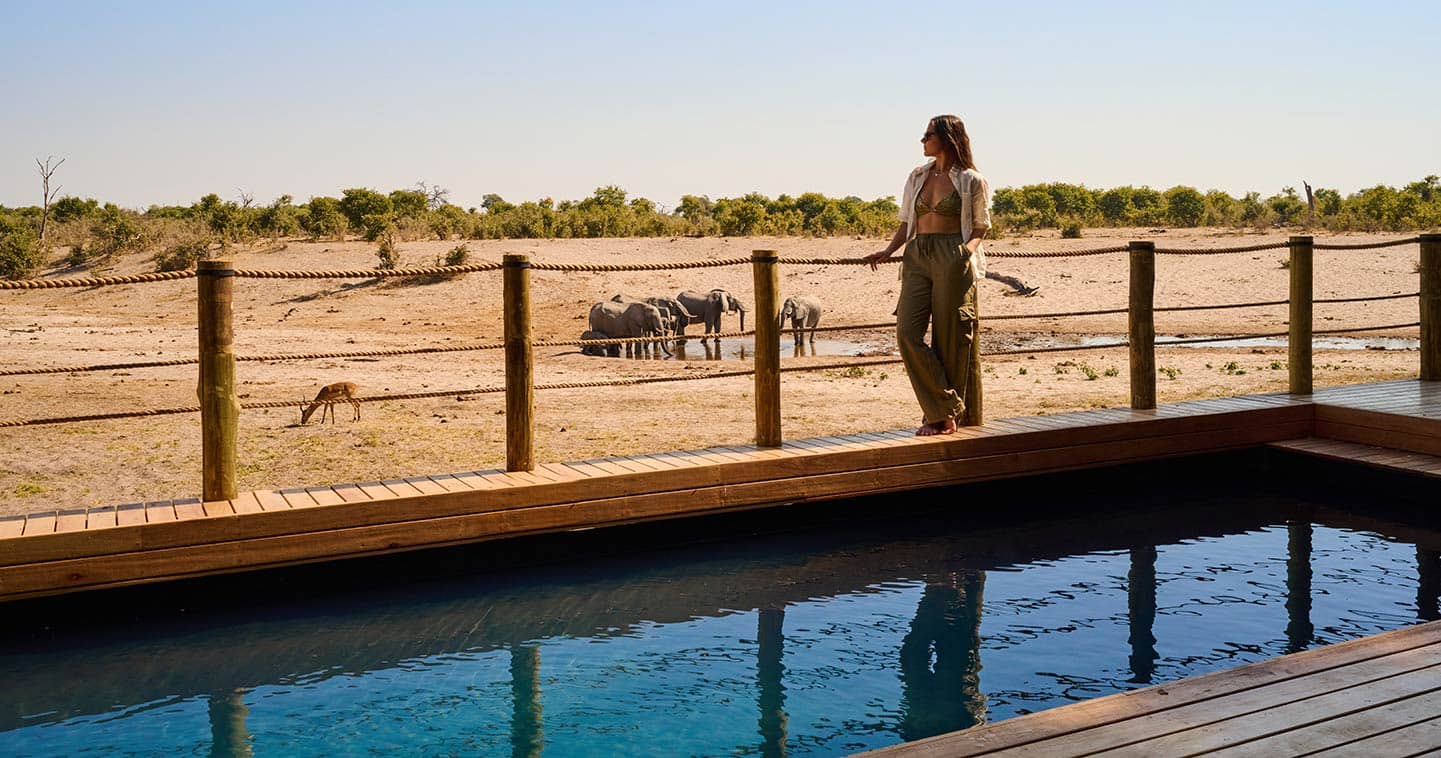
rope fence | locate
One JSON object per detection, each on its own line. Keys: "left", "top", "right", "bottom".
{"left": 3, "top": 233, "right": 1438, "bottom": 500}
{"left": 1, "top": 237, "right": 1423, "bottom": 290}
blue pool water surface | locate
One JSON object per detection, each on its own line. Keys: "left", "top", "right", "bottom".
{"left": 2, "top": 461, "right": 1439, "bottom": 757}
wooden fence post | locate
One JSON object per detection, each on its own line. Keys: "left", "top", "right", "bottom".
{"left": 503, "top": 253, "right": 534, "bottom": 471}
{"left": 1288, "top": 235, "right": 1314, "bottom": 394}
{"left": 1422, "top": 233, "right": 1441, "bottom": 381}
{"left": 752, "top": 249, "right": 781, "bottom": 447}
{"left": 1128, "top": 241, "right": 1156, "bottom": 410}
{"left": 197, "top": 260, "right": 238, "bottom": 502}
{"left": 961, "top": 284, "right": 984, "bottom": 426}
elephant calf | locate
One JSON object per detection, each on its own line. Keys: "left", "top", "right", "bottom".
{"left": 588, "top": 300, "right": 668, "bottom": 358}
{"left": 780, "top": 295, "right": 823, "bottom": 346}
{"left": 579, "top": 329, "right": 618, "bottom": 357}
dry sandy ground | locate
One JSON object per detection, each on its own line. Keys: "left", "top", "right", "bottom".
{"left": 0, "top": 228, "right": 1424, "bottom": 517}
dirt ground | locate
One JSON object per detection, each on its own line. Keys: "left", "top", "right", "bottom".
{"left": 0, "top": 228, "right": 1424, "bottom": 517}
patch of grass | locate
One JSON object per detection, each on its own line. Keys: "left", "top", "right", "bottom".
{"left": 13, "top": 483, "right": 45, "bottom": 496}
{"left": 1269, "top": 360, "right": 1285, "bottom": 370}
{"left": 1220, "top": 361, "right": 1246, "bottom": 375}
{"left": 1103, "top": 366, "right": 1119, "bottom": 377}
{"left": 1158, "top": 366, "right": 1182, "bottom": 380}
{"left": 1078, "top": 363, "right": 1099, "bottom": 381}
{"left": 1018, "top": 367, "right": 1028, "bottom": 375}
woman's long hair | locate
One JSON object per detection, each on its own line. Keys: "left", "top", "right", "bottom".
{"left": 931, "top": 115, "right": 975, "bottom": 171}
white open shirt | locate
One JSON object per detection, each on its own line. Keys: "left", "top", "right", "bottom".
{"left": 896, "top": 161, "right": 992, "bottom": 278}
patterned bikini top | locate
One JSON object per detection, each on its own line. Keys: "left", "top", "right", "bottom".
{"left": 915, "top": 189, "right": 963, "bottom": 218}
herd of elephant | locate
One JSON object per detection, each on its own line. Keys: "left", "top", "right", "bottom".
{"left": 582, "top": 289, "right": 825, "bottom": 358}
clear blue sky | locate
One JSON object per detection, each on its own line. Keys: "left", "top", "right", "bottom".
{"left": 3, "top": 0, "right": 1437, "bottom": 211}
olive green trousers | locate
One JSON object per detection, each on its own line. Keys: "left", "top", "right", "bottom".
{"left": 897, "top": 233, "right": 977, "bottom": 424}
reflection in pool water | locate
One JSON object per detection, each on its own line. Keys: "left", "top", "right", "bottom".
{"left": 2, "top": 461, "right": 1438, "bottom": 756}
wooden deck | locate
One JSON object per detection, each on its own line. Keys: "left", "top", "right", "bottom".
{"left": 863, "top": 620, "right": 1441, "bottom": 757}
{"left": 0, "top": 379, "right": 1437, "bottom": 604}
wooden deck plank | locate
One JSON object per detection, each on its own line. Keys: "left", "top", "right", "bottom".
{"left": 230, "top": 491, "right": 264, "bottom": 515}
{"left": 380, "top": 479, "right": 427, "bottom": 498}
{"left": 425, "top": 474, "right": 478, "bottom": 492}
{"left": 0, "top": 514, "right": 26, "bottom": 538}
{"left": 144, "top": 501, "right": 176, "bottom": 523}
{"left": 403, "top": 476, "right": 450, "bottom": 496}
{"left": 202, "top": 499, "right": 236, "bottom": 518}
{"left": 354, "top": 482, "right": 396, "bottom": 501}
{"left": 1207, "top": 689, "right": 1441, "bottom": 757}
{"left": 251, "top": 490, "right": 291, "bottom": 513}
{"left": 54, "top": 509, "right": 87, "bottom": 534}
{"left": 278, "top": 488, "right": 319, "bottom": 509}
{"left": 330, "top": 484, "right": 370, "bottom": 504}
{"left": 1096, "top": 664, "right": 1441, "bottom": 757}
{"left": 115, "top": 503, "right": 146, "bottom": 527}
{"left": 172, "top": 498, "right": 205, "bottom": 521}
{"left": 22, "top": 511, "right": 57, "bottom": 536}
{"left": 304, "top": 487, "right": 347, "bottom": 506}
{"left": 1303, "top": 714, "right": 1441, "bottom": 757}
{"left": 86, "top": 506, "right": 118, "bottom": 530}
{"left": 864, "top": 622, "right": 1441, "bottom": 757}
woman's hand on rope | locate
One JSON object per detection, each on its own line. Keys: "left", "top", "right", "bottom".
{"left": 863, "top": 249, "right": 894, "bottom": 271}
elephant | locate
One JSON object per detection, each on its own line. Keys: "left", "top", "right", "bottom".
{"left": 676, "top": 288, "right": 748, "bottom": 341}
{"left": 779, "top": 295, "right": 823, "bottom": 346}
{"left": 579, "top": 329, "right": 617, "bottom": 357}
{"left": 588, "top": 300, "right": 668, "bottom": 358}
{"left": 609, "top": 294, "right": 695, "bottom": 343}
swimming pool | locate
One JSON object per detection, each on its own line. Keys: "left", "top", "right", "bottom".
{"left": 2, "top": 455, "right": 1438, "bottom": 757}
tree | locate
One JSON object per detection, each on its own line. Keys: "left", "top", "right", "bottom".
{"left": 1162, "top": 186, "right": 1205, "bottom": 226}
{"left": 36, "top": 156, "right": 65, "bottom": 245}
{"left": 1097, "top": 187, "right": 1135, "bottom": 225}
{"left": 302, "top": 196, "right": 348, "bottom": 240}
{"left": 338, "top": 188, "right": 392, "bottom": 230}
{"left": 388, "top": 189, "right": 427, "bottom": 219}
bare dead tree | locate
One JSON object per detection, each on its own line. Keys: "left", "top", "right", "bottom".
{"left": 1303, "top": 181, "right": 1316, "bottom": 229}
{"left": 36, "top": 156, "right": 65, "bottom": 245}
{"left": 237, "top": 190, "right": 255, "bottom": 209}
{"left": 416, "top": 180, "right": 450, "bottom": 210}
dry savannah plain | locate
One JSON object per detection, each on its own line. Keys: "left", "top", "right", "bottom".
{"left": 0, "top": 228, "right": 1424, "bottom": 517}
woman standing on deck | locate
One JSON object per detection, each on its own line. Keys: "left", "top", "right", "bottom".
{"left": 863, "top": 114, "right": 992, "bottom": 436}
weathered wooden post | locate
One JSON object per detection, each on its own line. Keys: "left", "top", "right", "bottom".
{"left": 1421, "top": 233, "right": 1441, "bottom": 381}
{"left": 961, "top": 287, "right": 983, "bottom": 426}
{"left": 1128, "top": 241, "right": 1156, "bottom": 410}
{"left": 503, "top": 253, "right": 534, "bottom": 471}
{"left": 753, "top": 249, "right": 781, "bottom": 447}
{"left": 1289, "top": 235, "right": 1314, "bottom": 394}
{"left": 197, "top": 260, "right": 238, "bottom": 502}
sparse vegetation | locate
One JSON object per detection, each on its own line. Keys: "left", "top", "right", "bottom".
{"left": 1159, "top": 366, "right": 1182, "bottom": 380}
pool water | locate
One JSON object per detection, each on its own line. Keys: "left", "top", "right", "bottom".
{"left": 2, "top": 458, "right": 1439, "bottom": 757}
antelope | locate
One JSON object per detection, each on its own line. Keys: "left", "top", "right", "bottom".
{"left": 300, "top": 381, "right": 360, "bottom": 425}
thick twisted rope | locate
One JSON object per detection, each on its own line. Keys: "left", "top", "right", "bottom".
{"left": 0, "top": 271, "right": 198, "bottom": 290}
{"left": 232, "top": 262, "right": 503, "bottom": 279}
{"left": 530, "top": 258, "right": 754, "bottom": 272}
{"left": 1153, "top": 242, "right": 1292, "bottom": 255}
{"left": 1313, "top": 238, "right": 1420, "bottom": 250}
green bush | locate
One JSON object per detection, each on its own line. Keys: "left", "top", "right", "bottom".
{"left": 0, "top": 218, "right": 45, "bottom": 279}
{"left": 152, "top": 237, "right": 212, "bottom": 272}
{"left": 444, "top": 243, "right": 470, "bottom": 267}
{"left": 1060, "top": 219, "right": 1083, "bottom": 238}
